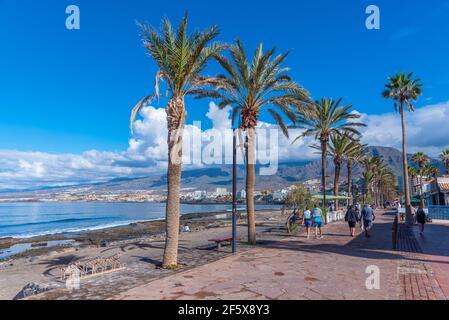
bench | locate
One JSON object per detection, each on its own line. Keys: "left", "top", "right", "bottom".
{"left": 208, "top": 237, "right": 239, "bottom": 249}
{"left": 60, "top": 254, "right": 123, "bottom": 280}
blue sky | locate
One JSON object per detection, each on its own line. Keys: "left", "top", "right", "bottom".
{"left": 0, "top": 1, "right": 449, "bottom": 189}
{"left": 1, "top": 0, "right": 448, "bottom": 153}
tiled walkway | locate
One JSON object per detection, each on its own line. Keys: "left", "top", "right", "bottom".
{"left": 28, "top": 210, "right": 449, "bottom": 300}
{"left": 408, "top": 221, "right": 449, "bottom": 299}
{"left": 397, "top": 225, "right": 446, "bottom": 300}
{"left": 114, "top": 211, "right": 402, "bottom": 300}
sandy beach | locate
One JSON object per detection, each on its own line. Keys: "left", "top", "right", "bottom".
{"left": 0, "top": 209, "right": 283, "bottom": 300}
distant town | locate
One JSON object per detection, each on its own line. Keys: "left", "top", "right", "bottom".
{"left": 0, "top": 178, "right": 326, "bottom": 204}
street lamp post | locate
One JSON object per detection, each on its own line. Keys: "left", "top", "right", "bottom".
{"left": 232, "top": 129, "right": 238, "bottom": 254}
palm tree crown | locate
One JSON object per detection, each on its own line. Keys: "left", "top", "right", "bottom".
{"left": 194, "top": 40, "right": 310, "bottom": 136}
{"left": 412, "top": 152, "right": 430, "bottom": 170}
{"left": 131, "top": 14, "right": 226, "bottom": 129}
{"left": 294, "top": 97, "right": 365, "bottom": 209}
{"left": 382, "top": 72, "right": 423, "bottom": 111}
{"left": 423, "top": 164, "right": 439, "bottom": 178}
{"left": 328, "top": 134, "right": 363, "bottom": 168}
{"left": 440, "top": 149, "right": 449, "bottom": 174}
{"left": 294, "top": 98, "right": 365, "bottom": 143}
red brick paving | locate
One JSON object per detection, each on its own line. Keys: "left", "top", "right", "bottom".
{"left": 114, "top": 210, "right": 401, "bottom": 300}
{"left": 397, "top": 223, "right": 447, "bottom": 300}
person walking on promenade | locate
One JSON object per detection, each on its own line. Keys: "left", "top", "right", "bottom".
{"left": 302, "top": 207, "right": 312, "bottom": 239}
{"left": 312, "top": 205, "right": 324, "bottom": 239}
{"left": 416, "top": 205, "right": 427, "bottom": 236}
{"left": 361, "top": 204, "right": 375, "bottom": 238}
{"left": 345, "top": 205, "right": 360, "bottom": 237}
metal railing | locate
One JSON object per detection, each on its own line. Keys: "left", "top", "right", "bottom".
{"left": 428, "top": 205, "right": 449, "bottom": 220}
{"left": 392, "top": 210, "right": 399, "bottom": 250}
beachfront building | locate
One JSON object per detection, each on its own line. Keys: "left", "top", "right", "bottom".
{"left": 424, "top": 176, "right": 449, "bottom": 206}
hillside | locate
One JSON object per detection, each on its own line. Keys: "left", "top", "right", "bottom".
{"left": 0, "top": 146, "right": 444, "bottom": 199}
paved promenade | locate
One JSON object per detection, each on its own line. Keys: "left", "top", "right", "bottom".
{"left": 409, "top": 221, "right": 449, "bottom": 299}
{"left": 26, "top": 209, "right": 449, "bottom": 300}
{"left": 115, "top": 211, "right": 403, "bottom": 300}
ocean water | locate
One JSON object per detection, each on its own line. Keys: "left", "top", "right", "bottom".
{"left": 0, "top": 202, "right": 280, "bottom": 239}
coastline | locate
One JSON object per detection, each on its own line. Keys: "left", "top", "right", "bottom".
{"left": 0, "top": 209, "right": 276, "bottom": 261}
{"left": 0, "top": 209, "right": 282, "bottom": 300}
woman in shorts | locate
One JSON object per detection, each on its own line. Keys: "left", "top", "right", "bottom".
{"left": 303, "top": 207, "right": 312, "bottom": 239}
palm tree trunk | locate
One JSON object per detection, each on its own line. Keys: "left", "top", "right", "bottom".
{"left": 419, "top": 171, "right": 425, "bottom": 207}
{"left": 321, "top": 140, "right": 327, "bottom": 214}
{"left": 400, "top": 102, "right": 412, "bottom": 224}
{"left": 334, "top": 161, "right": 340, "bottom": 211}
{"left": 347, "top": 160, "right": 353, "bottom": 205}
{"left": 246, "top": 128, "right": 256, "bottom": 245}
{"left": 162, "top": 99, "right": 185, "bottom": 268}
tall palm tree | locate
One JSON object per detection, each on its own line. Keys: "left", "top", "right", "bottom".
{"left": 412, "top": 152, "right": 430, "bottom": 206}
{"left": 377, "top": 167, "right": 397, "bottom": 206}
{"left": 383, "top": 72, "right": 422, "bottom": 224}
{"left": 345, "top": 141, "right": 365, "bottom": 205}
{"left": 408, "top": 166, "right": 418, "bottom": 195}
{"left": 294, "top": 98, "right": 365, "bottom": 212}
{"left": 361, "top": 156, "right": 382, "bottom": 205}
{"left": 194, "top": 41, "right": 310, "bottom": 244}
{"left": 362, "top": 156, "right": 396, "bottom": 206}
{"left": 424, "top": 164, "right": 439, "bottom": 179}
{"left": 440, "top": 149, "right": 449, "bottom": 174}
{"left": 131, "top": 15, "right": 225, "bottom": 268}
{"left": 328, "top": 134, "right": 363, "bottom": 210}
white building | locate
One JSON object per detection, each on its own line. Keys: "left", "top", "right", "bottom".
{"left": 193, "top": 190, "right": 207, "bottom": 200}
{"left": 273, "top": 189, "right": 289, "bottom": 202}
{"left": 215, "top": 188, "right": 228, "bottom": 197}
{"left": 238, "top": 189, "right": 246, "bottom": 200}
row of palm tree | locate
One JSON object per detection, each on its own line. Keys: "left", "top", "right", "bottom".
{"left": 295, "top": 98, "right": 365, "bottom": 212}
{"left": 130, "top": 15, "right": 313, "bottom": 267}
{"left": 362, "top": 156, "right": 397, "bottom": 206}
{"left": 327, "top": 135, "right": 365, "bottom": 209}
{"left": 131, "top": 14, "right": 427, "bottom": 267}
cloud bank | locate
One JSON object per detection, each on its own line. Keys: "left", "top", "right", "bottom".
{"left": 1, "top": 101, "right": 448, "bottom": 190}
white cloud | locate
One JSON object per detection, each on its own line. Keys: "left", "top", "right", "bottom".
{"left": 1, "top": 101, "right": 448, "bottom": 190}
{"left": 359, "top": 101, "right": 449, "bottom": 156}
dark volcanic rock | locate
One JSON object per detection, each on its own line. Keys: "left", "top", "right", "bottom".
{"left": 13, "top": 282, "right": 58, "bottom": 300}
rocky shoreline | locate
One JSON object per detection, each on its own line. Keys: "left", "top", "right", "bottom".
{"left": 0, "top": 209, "right": 263, "bottom": 262}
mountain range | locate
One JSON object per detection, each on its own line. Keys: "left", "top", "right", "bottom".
{"left": 0, "top": 146, "right": 445, "bottom": 198}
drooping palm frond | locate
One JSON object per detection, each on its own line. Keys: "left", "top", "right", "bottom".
{"left": 130, "top": 94, "right": 155, "bottom": 133}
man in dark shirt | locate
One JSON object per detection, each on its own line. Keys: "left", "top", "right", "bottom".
{"left": 361, "top": 204, "right": 375, "bottom": 238}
